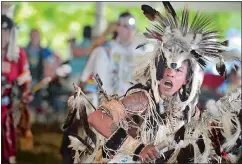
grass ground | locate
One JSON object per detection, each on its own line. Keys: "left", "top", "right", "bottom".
{"left": 17, "top": 122, "right": 63, "bottom": 164}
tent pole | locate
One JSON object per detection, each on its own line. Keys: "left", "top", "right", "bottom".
{"left": 94, "top": 2, "right": 106, "bottom": 37}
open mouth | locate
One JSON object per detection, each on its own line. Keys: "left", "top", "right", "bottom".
{"left": 164, "top": 80, "right": 173, "bottom": 89}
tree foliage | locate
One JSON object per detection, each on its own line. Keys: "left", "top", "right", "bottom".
{"left": 13, "top": 2, "right": 241, "bottom": 59}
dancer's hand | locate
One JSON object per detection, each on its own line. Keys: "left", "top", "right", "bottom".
{"left": 21, "top": 91, "right": 33, "bottom": 104}
{"left": 139, "top": 145, "right": 160, "bottom": 162}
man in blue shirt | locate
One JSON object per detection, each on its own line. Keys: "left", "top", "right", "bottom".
{"left": 69, "top": 25, "right": 92, "bottom": 79}
{"left": 25, "top": 28, "right": 53, "bottom": 113}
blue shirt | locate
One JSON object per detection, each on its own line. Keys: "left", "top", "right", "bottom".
{"left": 26, "top": 46, "right": 53, "bottom": 80}
{"left": 70, "top": 38, "right": 92, "bottom": 75}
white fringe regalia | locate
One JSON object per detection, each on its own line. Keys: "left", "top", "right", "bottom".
{"left": 66, "top": 2, "right": 241, "bottom": 163}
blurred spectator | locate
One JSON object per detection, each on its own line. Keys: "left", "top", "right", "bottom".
{"left": 217, "top": 65, "right": 241, "bottom": 95}
{"left": 80, "top": 12, "right": 146, "bottom": 98}
{"left": 68, "top": 25, "right": 92, "bottom": 85}
{"left": 47, "top": 61, "right": 72, "bottom": 115}
{"left": 44, "top": 51, "right": 64, "bottom": 114}
{"left": 25, "top": 28, "right": 53, "bottom": 113}
{"left": 44, "top": 51, "right": 62, "bottom": 79}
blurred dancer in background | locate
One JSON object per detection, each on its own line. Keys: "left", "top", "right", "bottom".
{"left": 2, "top": 6, "right": 32, "bottom": 164}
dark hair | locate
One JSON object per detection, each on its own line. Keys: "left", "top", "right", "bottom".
{"left": 184, "top": 60, "right": 192, "bottom": 81}
{"left": 83, "top": 25, "right": 92, "bottom": 39}
{"left": 112, "top": 31, "right": 118, "bottom": 40}
{"left": 1, "top": 14, "right": 14, "bottom": 29}
{"left": 29, "top": 28, "right": 41, "bottom": 46}
{"left": 30, "top": 28, "right": 39, "bottom": 34}
{"left": 178, "top": 60, "right": 192, "bottom": 102}
{"left": 230, "top": 68, "right": 237, "bottom": 75}
{"left": 119, "top": 11, "right": 133, "bottom": 19}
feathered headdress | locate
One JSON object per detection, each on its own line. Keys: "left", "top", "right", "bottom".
{"left": 1, "top": 5, "right": 19, "bottom": 62}
{"left": 140, "top": 2, "right": 236, "bottom": 69}
{"left": 133, "top": 2, "right": 240, "bottom": 119}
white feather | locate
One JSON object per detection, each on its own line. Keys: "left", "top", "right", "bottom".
{"left": 193, "top": 33, "right": 203, "bottom": 45}
{"left": 6, "top": 25, "right": 19, "bottom": 62}
{"left": 6, "top": 5, "right": 15, "bottom": 19}
{"left": 68, "top": 86, "right": 91, "bottom": 120}
{"left": 68, "top": 135, "right": 86, "bottom": 151}
{"left": 206, "top": 99, "right": 220, "bottom": 117}
{"left": 2, "top": 5, "right": 19, "bottom": 62}
{"left": 68, "top": 135, "right": 86, "bottom": 164}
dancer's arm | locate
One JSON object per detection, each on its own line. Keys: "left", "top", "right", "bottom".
{"left": 88, "top": 91, "right": 149, "bottom": 138}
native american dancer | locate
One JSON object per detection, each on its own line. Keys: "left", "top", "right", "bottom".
{"left": 63, "top": 2, "right": 241, "bottom": 163}
{"left": 1, "top": 6, "right": 32, "bottom": 164}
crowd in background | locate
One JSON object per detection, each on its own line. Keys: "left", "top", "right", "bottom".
{"left": 20, "top": 15, "right": 241, "bottom": 125}
{"left": 24, "top": 11, "right": 146, "bottom": 123}
{"left": 1, "top": 2, "right": 240, "bottom": 124}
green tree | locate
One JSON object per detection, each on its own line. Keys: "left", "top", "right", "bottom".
{"left": 14, "top": 2, "right": 241, "bottom": 60}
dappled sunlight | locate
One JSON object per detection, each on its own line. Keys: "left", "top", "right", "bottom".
{"left": 16, "top": 4, "right": 36, "bottom": 20}
{"left": 13, "top": 2, "right": 241, "bottom": 59}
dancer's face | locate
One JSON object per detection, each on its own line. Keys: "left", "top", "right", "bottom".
{"left": 1, "top": 29, "right": 10, "bottom": 49}
{"left": 159, "top": 62, "right": 188, "bottom": 96}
